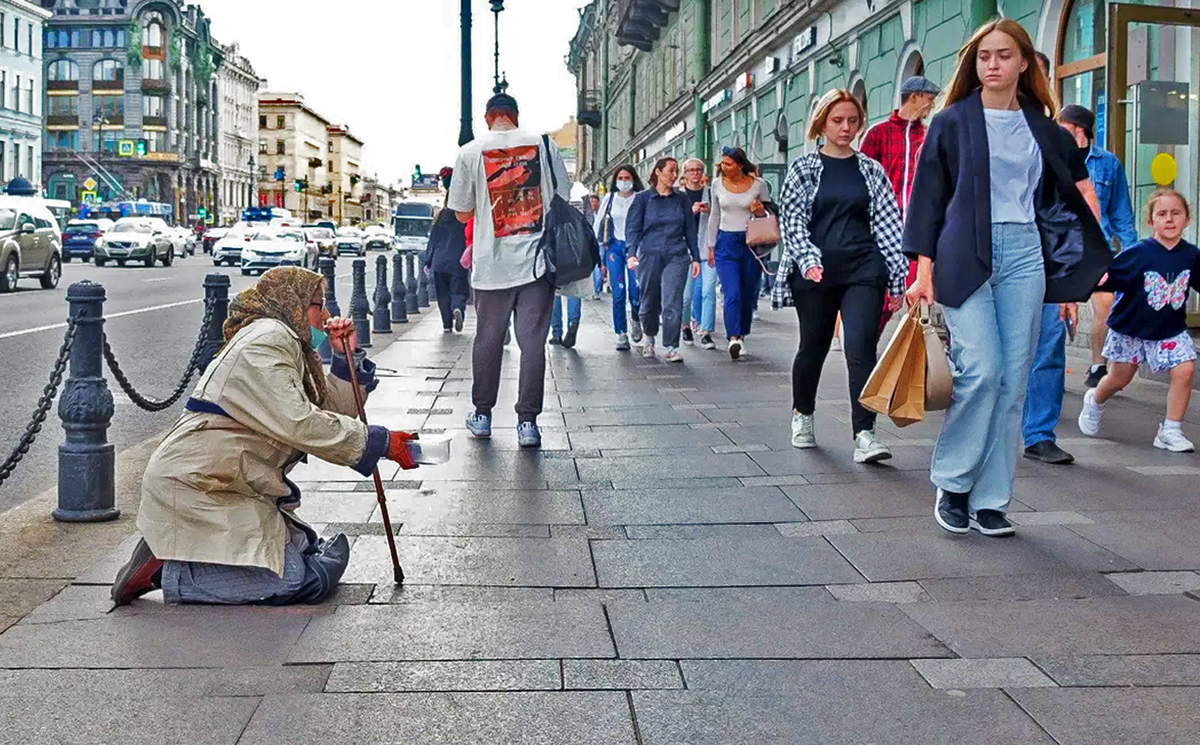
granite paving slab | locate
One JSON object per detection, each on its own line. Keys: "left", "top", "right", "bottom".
{"left": 368, "top": 488, "right": 584, "bottom": 526}
{"left": 0, "top": 579, "right": 67, "bottom": 618}
{"left": 0, "top": 666, "right": 332, "bottom": 697}
{"left": 593, "top": 537, "right": 863, "bottom": 588}
{"left": 607, "top": 595, "right": 950, "bottom": 659}
{"left": 289, "top": 602, "right": 614, "bottom": 662}
{"left": 679, "top": 659, "right": 928, "bottom": 691}
{"left": 903, "top": 595, "right": 1200, "bottom": 657}
{"left": 1007, "top": 687, "right": 1200, "bottom": 745}
{"left": 1104, "top": 570, "right": 1200, "bottom": 595}
{"left": 569, "top": 425, "right": 732, "bottom": 450}
{"left": 407, "top": 450, "right": 580, "bottom": 484}
{"left": 624, "top": 524, "right": 782, "bottom": 540}
{"left": 582, "top": 486, "right": 803, "bottom": 525}
{"left": 0, "top": 695, "right": 260, "bottom": 745}
{"left": 369, "top": 584, "right": 554, "bottom": 604}
{"left": 643, "top": 586, "right": 835, "bottom": 604}
{"left": 343, "top": 536, "right": 595, "bottom": 587}
{"left": 1065, "top": 522, "right": 1200, "bottom": 571}
{"left": 910, "top": 657, "right": 1057, "bottom": 688}
{"left": 565, "top": 407, "right": 709, "bottom": 427}
{"left": 397, "top": 522, "right": 552, "bottom": 538}
{"left": 781, "top": 482, "right": 946, "bottom": 520}
{"left": 563, "top": 659, "right": 684, "bottom": 690}
{"left": 826, "top": 581, "right": 930, "bottom": 603}
{"left": 1034, "top": 654, "right": 1200, "bottom": 687}
{"left": 560, "top": 390, "right": 688, "bottom": 407}
{"left": 1012, "top": 473, "right": 1200, "bottom": 512}
{"left": 752, "top": 448, "right": 932, "bottom": 476}
{"left": 918, "top": 572, "right": 1129, "bottom": 602}
{"left": 577, "top": 453, "right": 765, "bottom": 482}
{"left": 292, "top": 491, "right": 380, "bottom": 523}
{"left": 324, "top": 660, "right": 560, "bottom": 692}
{"left": 239, "top": 692, "right": 637, "bottom": 745}
{"left": 827, "top": 528, "right": 1137, "bottom": 582}
{"left": 775, "top": 520, "right": 859, "bottom": 537}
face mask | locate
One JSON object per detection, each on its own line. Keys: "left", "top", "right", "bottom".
{"left": 310, "top": 326, "right": 328, "bottom": 349}
{"left": 616, "top": 180, "right": 634, "bottom": 193}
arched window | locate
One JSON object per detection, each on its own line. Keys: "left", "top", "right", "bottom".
{"left": 93, "top": 59, "right": 123, "bottom": 83}
{"left": 144, "top": 13, "right": 165, "bottom": 48}
{"left": 852, "top": 79, "right": 868, "bottom": 124}
{"left": 48, "top": 60, "right": 79, "bottom": 82}
{"left": 1058, "top": 0, "right": 1106, "bottom": 114}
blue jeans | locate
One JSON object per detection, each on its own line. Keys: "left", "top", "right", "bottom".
{"left": 605, "top": 239, "right": 639, "bottom": 335}
{"left": 592, "top": 265, "right": 603, "bottom": 295}
{"left": 1022, "top": 304, "right": 1067, "bottom": 447}
{"left": 550, "top": 296, "right": 582, "bottom": 338}
{"left": 682, "top": 263, "right": 695, "bottom": 327}
{"left": 714, "top": 230, "right": 758, "bottom": 338}
{"left": 691, "top": 259, "right": 717, "bottom": 333}
{"left": 932, "top": 223, "right": 1046, "bottom": 514}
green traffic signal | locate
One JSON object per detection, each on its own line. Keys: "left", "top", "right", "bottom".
{"left": 135, "top": 140, "right": 147, "bottom": 156}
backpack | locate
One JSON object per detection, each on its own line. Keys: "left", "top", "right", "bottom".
{"left": 535, "top": 134, "right": 601, "bottom": 286}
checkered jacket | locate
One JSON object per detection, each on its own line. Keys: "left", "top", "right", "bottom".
{"left": 772, "top": 151, "right": 909, "bottom": 309}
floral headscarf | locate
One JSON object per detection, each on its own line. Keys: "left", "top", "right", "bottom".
{"left": 224, "top": 266, "right": 328, "bottom": 406}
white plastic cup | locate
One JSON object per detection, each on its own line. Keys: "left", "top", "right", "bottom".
{"left": 406, "top": 435, "right": 452, "bottom": 465}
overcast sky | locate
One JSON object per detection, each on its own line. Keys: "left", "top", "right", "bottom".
{"left": 200, "top": 0, "right": 588, "bottom": 185}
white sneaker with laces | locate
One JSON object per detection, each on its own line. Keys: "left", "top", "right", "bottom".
{"left": 1077, "top": 388, "right": 1103, "bottom": 436}
{"left": 853, "top": 429, "right": 893, "bottom": 464}
{"left": 728, "top": 338, "right": 742, "bottom": 360}
{"left": 615, "top": 333, "right": 630, "bottom": 351}
{"left": 642, "top": 338, "right": 656, "bottom": 359}
{"left": 1154, "top": 424, "right": 1195, "bottom": 453}
{"left": 791, "top": 412, "right": 816, "bottom": 449}
{"left": 664, "top": 347, "right": 683, "bottom": 363}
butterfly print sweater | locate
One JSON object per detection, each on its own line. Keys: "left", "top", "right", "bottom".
{"left": 1098, "top": 237, "right": 1200, "bottom": 340}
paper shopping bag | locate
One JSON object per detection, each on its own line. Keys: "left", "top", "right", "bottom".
{"left": 859, "top": 304, "right": 921, "bottom": 417}
{"left": 888, "top": 321, "right": 928, "bottom": 426}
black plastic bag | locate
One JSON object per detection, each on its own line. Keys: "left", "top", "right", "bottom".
{"left": 536, "top": 135, "right": 600, "bottom": 286}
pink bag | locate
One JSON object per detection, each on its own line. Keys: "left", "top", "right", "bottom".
{"left": 460, "top": 217, "right": 473, "bottom": 270}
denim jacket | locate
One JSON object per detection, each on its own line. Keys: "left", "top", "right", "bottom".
{"left": 1086, "top": 144, "right": 1138, "bottom": 251}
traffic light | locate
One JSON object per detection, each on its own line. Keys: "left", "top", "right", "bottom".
{"left": 135, "top": 139, "right": 147, "bottom": 156}
{"left": 197, "top": 207, "right": 207, "bottom": 218}
{"left": 322, "top": 183, "right": 333, "bottom": 194}
{"left": 294, "top": 179, "right": 303, "bottom": 192}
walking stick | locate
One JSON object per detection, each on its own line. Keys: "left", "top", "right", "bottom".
{"left": 339, "top": 337, "right": 404, "bottom": 585}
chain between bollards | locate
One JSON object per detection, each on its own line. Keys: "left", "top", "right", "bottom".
{"left": 391, "top": 252, "right": 408, "bottom": 324}
{"left": 373, "top": 254, "right": 392, "bottom": 334}
{"left": 102, "top": 299, "right": 216, "bottom": 413}
{"left": 0, "top": 320, "right": 77, "bottom": 489}
{"left": 349, "top": 258, "right": 372, "bottom": 348}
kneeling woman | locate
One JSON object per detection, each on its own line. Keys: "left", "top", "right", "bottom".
{"left": 774, "top": 89, "right": 908, "bottom": 462}
{"left": 112, "top": 266, "right": 417, "bottom": 606}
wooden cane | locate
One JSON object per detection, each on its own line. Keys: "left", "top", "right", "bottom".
{"left": 339, "top": 338, "right": 404, "bottom": 585}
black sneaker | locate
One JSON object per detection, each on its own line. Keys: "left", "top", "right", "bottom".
{"left": 682, "top": 327, "right": 694, "bottom": 345}
{"left": 549, "top": 336, "right": 563, "bottom": 346}
{"left": 934, "top": 488, "right": 970, "bottom": 535}
{"left": 562, "top": 321, "right": 579, "bottom": 349}
{"left": 970, "top": 509, "right": 1016, "bottom": 537}
{"left": 1023, "top": 440, "right": 1075, "bottom": 465}
{"left": 1085, "top": 364, "right": 1107, "bottom": 389}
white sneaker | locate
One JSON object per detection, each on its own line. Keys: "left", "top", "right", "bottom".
{"left": 853, "top": 429, "right": 892, "bottom": 464}
{"left": 1077, "top": 388, "right": 1103, "bottom": 436}
{"left": 791, "top": 412, "right": 816, "bottom": 449}
{"left": 664, "top": 347, "right": 684, "bottom": 363}
{"left": 728, "top": 338, "right": 742, "bottom": 360}
{"left": 642, "top": 338, "right": 656, "bottom": 359}
{"left": 615, "top": 333, "right": 630, "bottom": 351}
{"left": 1153, "top": 424, "right": 1195, "bottom": 453}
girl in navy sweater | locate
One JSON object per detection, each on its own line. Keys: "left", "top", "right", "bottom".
{"left": 1079, "top": 188, "right": 1200, "bottom": 452}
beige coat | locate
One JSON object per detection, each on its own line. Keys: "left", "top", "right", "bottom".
{"left": 137, "top": 318, "right": 371, "bottom": 576}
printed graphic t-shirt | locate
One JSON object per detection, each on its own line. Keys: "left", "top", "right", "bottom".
{"left": 447, "top": 127, "right": 571, "bottom": 291}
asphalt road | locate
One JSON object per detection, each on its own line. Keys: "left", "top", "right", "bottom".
{"left": 0, "top": 250, "right": 392, "bottom": 513}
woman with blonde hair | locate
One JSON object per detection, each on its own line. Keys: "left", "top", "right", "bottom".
{"left": 774, "top": 89, "right": 909, "bottom": 464}
{"left": 905, "top": 19, "right": 1110, "bottom": 538}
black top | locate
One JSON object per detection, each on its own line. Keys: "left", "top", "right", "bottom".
{"left": 903, "top": 90, "right": 1111, "bottom": 307}
{"left": 1099, "top": 238, "right": 1200, "bottom": 340}
{"left": 685, "top": 188, "right": 704, "bottom": 230}
{"left": 801, "top": 153, "right": 886, "bottom": 289}
{"left": 422, "top": 209, "right": 468, "bottom": 276}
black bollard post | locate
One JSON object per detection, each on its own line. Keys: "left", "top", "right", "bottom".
{"left": 391, "top": 252, "right": 408, "bottom": 324}
{"left": 350, "top": 258, "right": 372, "bottom": 348}
{"left": 416, "top": 258, "right": 430, "bottom": 308}
{"left": 373, "top": 254, "right": 392, "bottom": 334}
{"left": 198, "top": 273, "right": 230, "bottom": 373}
{"left": 405, "top": 253, "right": 420, "bottom": 315}
{"left": 54, "top": 281, "right": 119, "bottom": 522}
{"left": 318, "top": 257, "right": 339, "bottom": 363}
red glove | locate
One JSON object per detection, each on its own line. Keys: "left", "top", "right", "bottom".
{"left": 386, "top": 431, "right": 419, "bottom": 470}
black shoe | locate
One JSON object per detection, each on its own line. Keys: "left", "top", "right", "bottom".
{"left": 562, "top": 321, "right": 579, "bottom": 349}
{"left": 1023, "top": 440, "right": 1075, "bottom": 465}
{"left": 682, "top": 327, "right": 694, "bottom": 345}
{"left": 934, "top": 488, "right": 970, "bottom": 535}
{"left": 970, "top": 509, "right": 1016, "bottom": 537}
{"left": 549, "top": 336, "right": 563, "bottom": 346}
{"left": 1085, "top": 364, "right": 1107, "bottom": 388}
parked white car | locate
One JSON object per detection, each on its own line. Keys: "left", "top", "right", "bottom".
{"left": 94, "top": 218, "right": 174, "bottom": 268}
{"left": 241, "top": 228, "right": 315, "bottom": 275}
{"left": 212, "top": 227, "right": 252, "bottom": 266}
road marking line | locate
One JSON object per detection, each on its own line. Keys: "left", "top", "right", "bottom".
{"left": 0, "top": 298, "right": 201, "bottom": 340}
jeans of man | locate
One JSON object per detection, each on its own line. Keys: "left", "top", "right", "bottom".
{"left": 1022, "top": 304, "right": 1067, "bottom": 448}
{"left": 932, "top": 223, "right": 1045, "bottom": 515}
{"left": 691, "top": 259, "right": 718, "bottom": 333}
{"left": 604, "top": 239, "right": 640, "bottom": 335}
{"left": 714, "top": 230, "right": 759, "bottom": 338}
{"left": 592, "top": 265, "right": 603, "bottom": 295}
{"left": 550, "top": 296, "right": 582, "bottom": 338}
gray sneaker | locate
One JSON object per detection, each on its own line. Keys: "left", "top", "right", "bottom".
{"left": 791, "top": 412, "right": 816, "bottom": 449}
{"left": 853, "top": 429, "right": 892, "bottom": 464}
{"left": 615, "top": 333, "right": 630, "bottom": 351}
{"left": 630, "top": 318, "right": 644, "bottom": 344}
{"left": 642, "top": 337, "right": 656, "bottom": 359}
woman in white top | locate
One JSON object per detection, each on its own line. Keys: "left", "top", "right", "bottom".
{"left": 708, "top": 146, "right": 768, "bottom": 359}
{"left": 594, "top": 165, "right": 644, "bottom": 350}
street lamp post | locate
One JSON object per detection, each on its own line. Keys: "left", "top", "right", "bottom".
{"left": 459, "top": 0, "right": 473, "bottom": 146}
{"left": 490, "top": 0, "right": 506, "bottom": 95}
{"left": 247, "top": 156, "right": 255, "bottom": 210}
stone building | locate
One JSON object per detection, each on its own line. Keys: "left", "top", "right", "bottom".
{"left": 359, "top": 175, "right": 399, "bottom": 226}
{"left": 40, "top": 0, "right": 223, "bottom": 223}
{"left": 0, "top": 0, "right": 51, "bottom": 188}
{"left": 326, "top": 123, "right": 362, "bottom": 225}
{"left": 216, "top": 40, "right": 259, "bottom": 224}
{"left": 256, "top": 91, "right": 331, "bottom": 219}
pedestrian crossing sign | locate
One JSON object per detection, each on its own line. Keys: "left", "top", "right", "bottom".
{"left": 118, "top": 140, "right": 135, "bottom": 157}
{"left": 81, "top": 191, "right": 98, "bottom": 205}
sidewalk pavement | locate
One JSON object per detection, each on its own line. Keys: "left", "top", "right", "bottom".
{"left": 3, "top": 295, "right": 1200, "bottom": 744}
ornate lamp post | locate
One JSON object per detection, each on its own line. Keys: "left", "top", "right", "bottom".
{"left": 490, "top": 0, "right": 507, "bottom": 95}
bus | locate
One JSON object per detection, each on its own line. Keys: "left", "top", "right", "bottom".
{"left": 44, "top": 199, "right": 72, "bottom": 230}
{"left": 392, "top": 202, "right": 436, "bottom": 253}
{"left": 81, "top": 200, "right": 174, "bottom": 222}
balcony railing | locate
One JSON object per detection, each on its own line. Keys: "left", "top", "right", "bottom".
{"left": 46, "top": 114, "right": 78, "bottom": 126}
{"left": 141, "top": 78, "right": 171, "bottom": 93}
{"left": 48, "top": 80, "right": 79, "bottom": 91}
{"left": 143, "top": 115, "right": 168, "bottom": 128}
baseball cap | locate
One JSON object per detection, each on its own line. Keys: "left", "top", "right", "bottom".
{"left": 485, "top": 92, "right": 519, "bottom": 115}
{"left": 1058, "top": 104, "right": 1095, "bottom": 137}
{"left": 900, "top": 76, "right": 941, "bottom": 96}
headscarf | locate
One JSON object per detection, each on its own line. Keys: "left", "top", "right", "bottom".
{"left": 223, "top": 266, "right": 328, "bottom": 406}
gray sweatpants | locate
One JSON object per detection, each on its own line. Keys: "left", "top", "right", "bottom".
{"left": 637, "top": 252, "right": 690, "bottom": 348}
{"left": 472, "top": 278, "right": 554, "bottom": 422}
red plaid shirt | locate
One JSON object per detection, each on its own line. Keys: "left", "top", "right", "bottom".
{"left": 860, "top": 111, "right": 927, "bottom": 219}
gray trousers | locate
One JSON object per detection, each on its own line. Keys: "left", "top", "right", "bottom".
{"left": 637, "top": 252, "right": 690, "bottom": 348}
{"left": 472, "top": 278, "right": 554, "bottom": 422}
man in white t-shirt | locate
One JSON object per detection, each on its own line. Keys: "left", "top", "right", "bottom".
{"left": 449, "top": 92, "right": 571, "bottom": 448}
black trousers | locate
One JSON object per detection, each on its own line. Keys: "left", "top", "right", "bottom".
{"left": 789, "top": 275, "right": 885, "bottom": 435}
{"left": 434, "top": 271, "right": 470, "bottom": 329}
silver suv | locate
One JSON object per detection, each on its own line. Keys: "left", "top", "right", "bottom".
{"left": 94, "top": 218, "right": 175, "bottom": 268}
{"left": 0, "top": 200, "right": 64, "bottom": 293}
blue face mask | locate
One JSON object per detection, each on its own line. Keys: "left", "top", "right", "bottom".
{"left": 310, "top": 326, "right": 328, "bottom": 349}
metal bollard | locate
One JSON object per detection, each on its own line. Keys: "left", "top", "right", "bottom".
{"left": 349, "top": 258, "right": 372, "bottom": 348}
{"left": 391, "top": 252, "right": 408, "bottom": 324}
{"left": 405, "top": 253, "right": 420, "bottom": 315}
{"left": 54, "top": 281, "right": 119, "bottom": 523}
{"left": 373, "top": 254, "right": 392, "bottom": 334}
{"left": 318, "top": 257, "right": 339, "bottom": 363}
{"left": 416, "top": 258, "right": 430, "bottom": 308}
{"left": 198, "top": 273, "right": 230, "bottom": 373}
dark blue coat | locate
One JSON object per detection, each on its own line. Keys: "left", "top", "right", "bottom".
{"left": 422, "top": 209, "right": 469, "bottom": 277}
{"left": 903, "top": 90, "right": 1111, "bottom": 308}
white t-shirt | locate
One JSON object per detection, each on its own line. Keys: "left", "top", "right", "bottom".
{"left": 593, "top": 191, "right": 636, "bottom": 243}
{"left": 447, "top": 127, "right": 571, "bottom": 291}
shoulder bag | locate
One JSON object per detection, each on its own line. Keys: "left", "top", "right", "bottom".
{"left": 598, "top": 194, "right": 615, "bottom": 246}
{"left": 744, "top": 180, "right": 779, "bottom": 256}
{"left": 536, "top": 134, "right": 601, "bottom": 286}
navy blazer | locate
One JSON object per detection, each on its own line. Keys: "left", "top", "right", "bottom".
{"left": 903, "top": 90, "right": 1111, "bottom": 308}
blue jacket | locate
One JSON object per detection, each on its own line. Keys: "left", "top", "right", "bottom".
{"left": 903, "top": 90, "right": 1111, "bottom": 308}
{"left": 625, "top": 188, "right": 700, "bottom": 262}
{"left": 422, "top": 209, "right": 469, "bottom": 277}
{"left": 1086, "top": 144, "right": 1138, "bottom": 250}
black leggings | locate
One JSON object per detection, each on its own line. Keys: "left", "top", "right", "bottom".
{"left": 789, "top": 275, "right": 885, "bottom": 435}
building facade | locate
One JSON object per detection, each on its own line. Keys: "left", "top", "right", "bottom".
{"left": 326, "top": 123, "right": 362, "bottom": 225}
{"left": 359, "top": 175, "right": 398, "bottom": 225}
{"left": 216, "top": 40, "right": 258, "bottom": 224}
{"left": 0, "top": 0, "right": 50, "bottom": 188}
{"left": 40, "top": 0, "right": 223, "bottom": 222}
{"left": 256, "top": 91, "right": 331, "bottom": 219}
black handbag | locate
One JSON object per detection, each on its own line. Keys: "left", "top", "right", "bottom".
{"left": 536, "top": 134, "right": 600, "bottom": 286}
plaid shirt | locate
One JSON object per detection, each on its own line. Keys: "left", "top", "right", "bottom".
{"left": 859, "top": 111, "right": 926, "bottom": 218}
{"left": 772, "top": 151, "right": 908, "bottom": 309}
